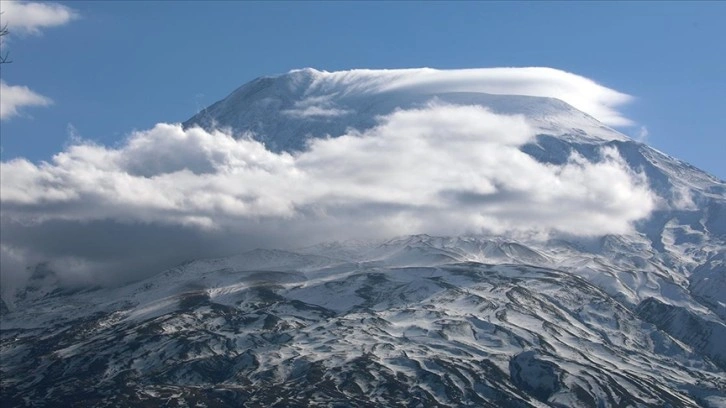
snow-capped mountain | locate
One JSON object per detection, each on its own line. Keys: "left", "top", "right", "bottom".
{"left": 184, "top": 68, "right": 628, "bottom": 151}
{"left": 2, "top": 68, "right": 725, "bottom": 407}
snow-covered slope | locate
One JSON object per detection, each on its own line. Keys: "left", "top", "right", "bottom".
{"left": 2, "top": 68, "right": 725, "bottom": 407}
{"left": 2, "top": 239, "right": 725, "bottom": 407}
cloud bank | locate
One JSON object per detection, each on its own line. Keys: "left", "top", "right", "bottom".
{"left": 0, "top": 0, "right": 78, "bottom": 35}
{"left": 0, "top": 80, "right": 53, "bottom": 119}
{"left": 1, "top": 102, "right": 655, "bottom": 291}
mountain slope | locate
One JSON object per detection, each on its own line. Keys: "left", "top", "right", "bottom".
{"left": 2, "top": 240, "right": 725, "bottom": 407}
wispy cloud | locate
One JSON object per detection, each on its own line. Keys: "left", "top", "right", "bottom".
{"left": 0, "top": 80, "right": 52, "bottom": 119}
{"left": 282, "top": 94, "right": 352, "bottom": 118}
{"left": 283, "top": 105, "right": 352, "bottom": 118}
{"left": 635, "top": 126, "right": 649, "bottom": 142}
{"left": 0, "top": 0, "right": 78, "bottom": 35}
{"left": 0, "top": 103, "right": 656, "bottom": 290}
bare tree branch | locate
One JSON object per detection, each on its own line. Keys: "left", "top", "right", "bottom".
{"left": 0, "top": 12, "right": 11, "bottom": 65}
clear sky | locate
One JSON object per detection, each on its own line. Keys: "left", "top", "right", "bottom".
{"left": 1, "top": 1, "right": 724, "bottom": 179}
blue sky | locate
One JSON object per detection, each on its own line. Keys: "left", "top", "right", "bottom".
{"left": 1, "top": 1, "right": 724, "bottom": 179}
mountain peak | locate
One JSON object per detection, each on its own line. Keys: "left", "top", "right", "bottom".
{"left": 185, "top": 67, "right": 630, "bottom": 152}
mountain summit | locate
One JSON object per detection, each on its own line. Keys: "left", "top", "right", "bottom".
{"left": 2, "top": 68, "right": 725, "bottom": 407}
{"left": 184, "top": 67, "right": 629, "bottom": 151}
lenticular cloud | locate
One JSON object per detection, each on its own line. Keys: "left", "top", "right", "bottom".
{"left": 301, "top": 67, "right": 634, "bottom": 127}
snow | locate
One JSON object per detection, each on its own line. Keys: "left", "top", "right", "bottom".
{"left": 184, "top": 68, "right": 632, "bottom": 156}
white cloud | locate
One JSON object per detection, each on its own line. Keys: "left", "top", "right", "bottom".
{"left": 282, "top": 94, "right": 352, "bottom": 118}
{"left": 0, "top": 103, "right": 656, "bottom": 289}
{"left": 283, "top": 105, "right": 352, "bottom": 118}
{"left": 0, "top": 80, "right": 52, "bottom": 119}
{"left": 0, "top": 2, "right": 76, "bottom": 121}
{"left": 0, "top": 0, "right": 78, "bottom": 35}
{"left": 297, "top": 67, "right": 634, "bottom": 127}
{"left": 635, "top": 126, "right": 649, "bottom": 142}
